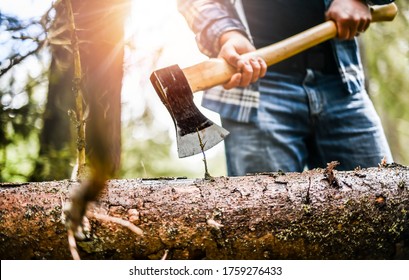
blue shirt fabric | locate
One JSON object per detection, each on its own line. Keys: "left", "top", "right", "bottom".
{"left": 242, "top": 0, "right": 326, "bottom": 48}
{"left": 241, "top": 0, "right": 338, "bottom": 76}
{"left": 177, "top": 0, "right": 394, "bottom": 123}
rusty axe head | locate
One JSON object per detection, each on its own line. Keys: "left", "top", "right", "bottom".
{"left": 150, "top": 64, "right": 229, "bottom": 158}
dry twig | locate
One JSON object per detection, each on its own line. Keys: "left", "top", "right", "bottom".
{"left": 67, "top": 229, "right": 81, "bottom": 260}
{"left": 88, "top": 212, "right": 144, "bottom": 237}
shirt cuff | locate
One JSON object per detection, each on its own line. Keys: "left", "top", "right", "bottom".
{"left": 197, "top": 17, "right": 249, "bottom": 57}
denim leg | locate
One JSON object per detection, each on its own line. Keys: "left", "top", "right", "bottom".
{"left": 303, "top": 71, "right": 393, "bottom": 170}
{"left": 221, "top": 70, "right": 392, "bottom": 175}
{"left": 256, "top": 72, "right": 311, "bottom": 172}
{"left": 223, "top": 72, "right": 311, "bottom": 175}
{"left": 221, "top": 118, "right": 277, "bottom": 176}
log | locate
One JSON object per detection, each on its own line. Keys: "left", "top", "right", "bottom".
{"left": 1, "top": 165, "right": 408, "bottom": 260}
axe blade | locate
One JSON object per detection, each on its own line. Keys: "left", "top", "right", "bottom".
{"left": 150, "top": 65, "right": 229, "bottom": 158}
{"left": 176, "top": 122, "right": 229, "bottom": 158}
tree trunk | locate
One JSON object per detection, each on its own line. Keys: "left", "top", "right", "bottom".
{"left": 31, "top": 1, "right": 77, "bottom": 182}
{"left": 31, "top": 0, "right": 128, "bottom": 181}
{"left": 73, "top": 0, "right": 128, "bottom": 177}
{"left": 30, "top": 44, "right": 76, "bottom": 181}
{"left": 1, "top": 165, "right": 408, "bottom": 260}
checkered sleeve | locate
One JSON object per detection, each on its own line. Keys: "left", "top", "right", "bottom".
{"left": 177, "top": 0, "right": 249, "bottom": 57}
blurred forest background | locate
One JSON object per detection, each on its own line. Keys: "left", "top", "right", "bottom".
{"left": 0, "top": 0, "right": 408, "bottom": 182}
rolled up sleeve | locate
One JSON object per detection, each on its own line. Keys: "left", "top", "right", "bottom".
{"left": 177, "top": 0, "right": 248, "bottom": 57}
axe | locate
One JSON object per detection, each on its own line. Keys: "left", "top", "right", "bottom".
{"left": 150, "top": 3, "right": 397, "bottom": 158}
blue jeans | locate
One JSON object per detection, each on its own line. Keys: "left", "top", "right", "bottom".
{"left": 222, "top": 69, "right": 392, "bottom": 176}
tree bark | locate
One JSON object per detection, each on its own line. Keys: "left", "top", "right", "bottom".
{"left": 1, "top": 165, "right": 408, "bottom": 260}
{"left": 30, "top": 25, "right": 76, "bottom": 181}
{"left": 31, "top": 0, "right": 129, "bottom": 181}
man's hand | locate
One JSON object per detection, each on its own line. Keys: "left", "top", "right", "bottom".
{"left": 218, "top": 30, "right": 267, "bottom": 89}
{"left": 326, "top": 0, "right": 371, "bottom": 40}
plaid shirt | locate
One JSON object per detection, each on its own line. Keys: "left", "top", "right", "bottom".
{"left": 177, "top": 0, "right": 394, "bottom": 122}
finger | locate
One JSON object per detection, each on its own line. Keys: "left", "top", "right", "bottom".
{"left": 360, "top": 10, "right": 372, "bottom": 32}
{"left": 225, "top": 53, "right": 241, "bottom": 68}
{"left": 337, "top": 23, "right": 350, "bottom": 40}
{"left": 258, "top": 57, "right": 267, "bottom": 78}
{"left": 237, "top": 60, "right": 253, "bottom": 87}
{"left": 223, "top": 73, "right": 242, "bottom": 90}
{"left": 249, "top": 58, "right": 261, "bottom": 83}
{"left": 349, "top": 17, "right": 360, "bottom": 39}
{"left": 357, "top": 20, "right": 366, "bottom": 33}
{"left": 221, "top": 44, "right": 242, "bottom": 68}
{"left": 350, "top": 25, "right": 359, "bottom": 39}
{"left": 360, "top": 19, "right": 371, "bottom": 33}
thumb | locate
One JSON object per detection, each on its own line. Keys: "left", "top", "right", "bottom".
{"left": 219, "top": 43, "right": 242, "bottom": 69}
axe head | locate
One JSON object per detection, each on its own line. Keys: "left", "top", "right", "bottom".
{"left": 150, "top": 65, "right": 229, "bottom": 158}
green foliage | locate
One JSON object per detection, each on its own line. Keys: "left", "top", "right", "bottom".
{"left": 1, "top": 133, "right": 39, "bottom": 182}
{"left": 121, "top": 108, "right": 171, "bottom": 178}
{"left": 364, "top": 0, "right": 409, "bottom": 164}
{"left": 0, "top": 70, "right": 47, "bottom": 182}
{"left": 120, "top": 107, "right": 196, "bottom": 178}
{"left": 1, "top": 10, "right": 51, "bottom": 182}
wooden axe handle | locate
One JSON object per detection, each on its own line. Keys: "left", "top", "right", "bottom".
{"left": 183, "top": 3, "right": 398, "bottom": 93}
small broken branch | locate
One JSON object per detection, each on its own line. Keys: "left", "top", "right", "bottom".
{"left": 67, "top": 229, "right": 81, "bottom": 260}
{"left": 161, "top": 249, "right": 169, "bottom": 260}
{"left": 324, "top": 161, "right": 340, "bottom": 188}
{"left": 197, "top": 129, "right": 213, "bottom": 180}
{"left": 88, "top": 212, "right": 144, "bottom": 237}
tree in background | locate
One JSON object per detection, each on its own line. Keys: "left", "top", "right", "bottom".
{"left": 1, "top": 0, "right": 130, "bottom": 182}
{"left": 30, "top": 2, "right": 76, "bottom": 181}
{"left": 0, "top": 11, "right": 50, "bottom": 181}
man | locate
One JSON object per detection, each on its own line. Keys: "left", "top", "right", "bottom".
{"left": 177, "top": 0, "right": 393, "bottom": 175}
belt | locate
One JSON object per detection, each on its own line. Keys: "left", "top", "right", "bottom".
{"left": 268, "top": 44, "right": 338, "bottom": 74}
